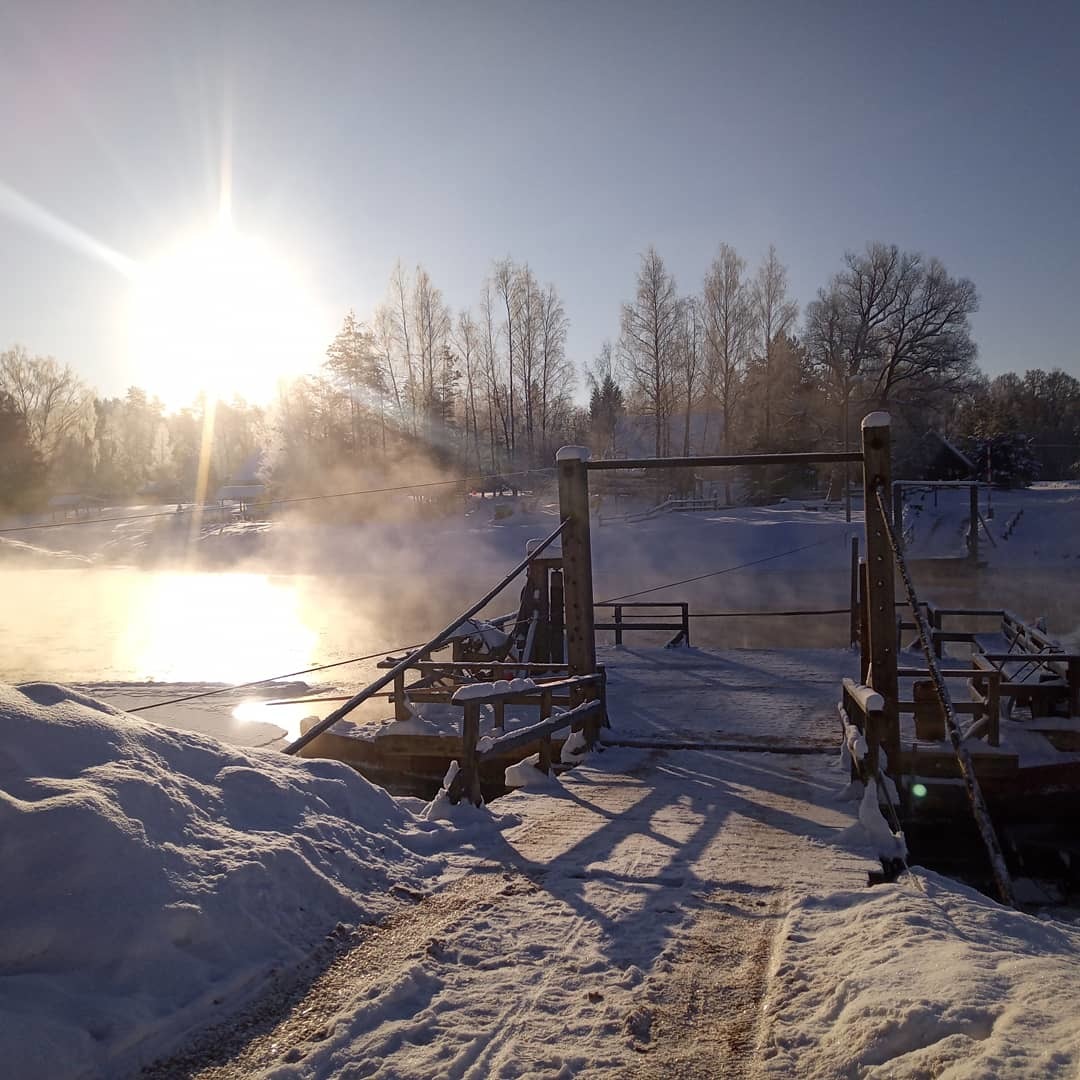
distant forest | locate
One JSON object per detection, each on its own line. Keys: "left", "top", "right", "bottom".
{"left": 2, "top": 242, "right": 1078, "bottom": 513}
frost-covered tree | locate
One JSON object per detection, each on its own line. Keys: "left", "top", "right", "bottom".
{"left": 618, "top": 247, "right": 681, "bottom": 458}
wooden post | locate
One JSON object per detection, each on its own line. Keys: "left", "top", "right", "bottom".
{"left": 849, "top": 535, "right": 860, "bottom": 649}
{"left": 393, "top": 670, "right": 409, "bottom": 722}
{"left": 861, "top": 412, "right": 900, "bottom": 772}
{"left": 539, "top": 688, "right": 553, "bottom": 774}
{"left": 557, "top": 447, "right": 597, "bottom": 706}
{"left": 549, "top": 569, "right": 565, "bottom": 665}
{"left": 459, "top": 701, "right": 482, "bottom": 807}
{"left": 536, "top": 564, "right": 551, "bottom": 664}
{"left": 614, "top": 604, "right": 623, "bottom": 646}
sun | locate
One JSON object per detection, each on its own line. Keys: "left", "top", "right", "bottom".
{"left": 125, "top": 219, "right": 327, "bottom": 408}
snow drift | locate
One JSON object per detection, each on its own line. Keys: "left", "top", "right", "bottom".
{"left": 761, "top": 869, "right": 1080, "bottom": 1077}
{"left": 0, "top": 683, "right": 438, "bottom": 1080}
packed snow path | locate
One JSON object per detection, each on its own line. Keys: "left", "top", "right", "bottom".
{"left": 147, "top": 648, "right": 877, "bottom": 1079}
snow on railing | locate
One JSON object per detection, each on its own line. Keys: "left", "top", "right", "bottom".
{"left": 447, "top": 672, "right": 606, "bottom": 806}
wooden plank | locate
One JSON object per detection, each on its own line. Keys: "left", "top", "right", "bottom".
{"left": 479, "top": 701, "right": 601, "bottom": 758}
{"left": 389, "top": 690, "right": 573, "bottom": 706}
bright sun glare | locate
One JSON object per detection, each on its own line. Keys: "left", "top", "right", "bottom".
{"left": 126, "top": 219, "right": 326, "bottom": 408}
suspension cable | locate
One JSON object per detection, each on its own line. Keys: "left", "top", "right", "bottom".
{"left": 872, "top": 483, "right": 1015, "bottom": 907}
{"left": 125, "top": 643, "right": 426, "bottom": 713}
{"left": 0, "top": 467, "right": 555, "bottom": 535}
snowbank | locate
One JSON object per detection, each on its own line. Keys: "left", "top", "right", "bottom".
{"left": 761, "top": 869, "right": 1080, "bottom": 1077}
{"left": 0, "top": 682, "right": 439, "bottom": 1079}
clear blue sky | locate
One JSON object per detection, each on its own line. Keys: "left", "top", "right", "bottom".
{"left": 1, "top": 0, "right": 1077, "bottom": 403}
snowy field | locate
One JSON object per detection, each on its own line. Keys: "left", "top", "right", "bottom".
{"left": 4, "top": 486, "right": 1080, "bottom": 1077}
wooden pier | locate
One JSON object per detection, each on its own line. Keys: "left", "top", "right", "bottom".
{"left": 280, "top": 413, "right": 1080, "bottom": 907}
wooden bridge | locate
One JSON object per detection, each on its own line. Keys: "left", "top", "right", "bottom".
{"left": 282, "top": 413, "right": 1080, "bottom": 910}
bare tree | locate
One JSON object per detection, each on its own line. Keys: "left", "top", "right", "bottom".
{"left": 676, "top": 295, "right": 705, "bottom": 456}
{"left": 702, "top": 244, "right": 753, "bottom": 466}
{"left": 373, "top": 302, "right": 408, "bottom": 427}
{"left": 390, "top": 262, "right": 418, "bottom": 433}
{"left": 618, "top": 247, "right": 681, "bottom": 458}
{"left": 537, "top": 282, "right": 572, "bottom": 460}
{"left": 752, "top": 245, "right": 798, "bottom": 445}
{"left": 412, "top": 266, "right": 451, "bottom": 428}
{"left": 480, "top": 280, "right": 509, "bottom": 468}
{"left": 809, "top": 243, "right": 979, "bottom": 417}
{"left": 870, "top": 253, "right": 978, "bottom": 405}
{"left": 0, "top": 346, "right": 94, "bottom": 464}
{"left": 453, "top": 310, "right": 483, "bottom": 469}
{"left": 493, "top": 259, "right": 518, "bottom": 467}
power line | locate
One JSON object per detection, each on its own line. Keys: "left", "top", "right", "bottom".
{"left": 597, "top": 537, "right": 837, "bottom": 604}
{"left": 0, "top": 467, "right": 555, "bottom": 535}
{"left": 125, "top": 610, "right": 530, "bottom": 713}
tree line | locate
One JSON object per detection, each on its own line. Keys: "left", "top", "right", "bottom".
{"left": 2, "top": 242, "right": 1078, "bottom": 513}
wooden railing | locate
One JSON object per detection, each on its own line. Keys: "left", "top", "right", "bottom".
{"left": 447, "top": 672, "right": 607, "bottom": 805}
{"left": 283, "top": 519, "right": 568, "bottom": 756}
{"left": 903, "top": 604, "right": 1080, "bottom": 722}
{"left": 840, "top": 678, "right": 887, "bottom": 782}
{"left": 593, "top": 602, "right": 690, "bottom": 647}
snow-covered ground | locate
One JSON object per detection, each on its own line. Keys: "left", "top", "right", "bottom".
{"left": 761, "top": 870, "right": 1080, "bottom": 1078}
{"left": 6, "top": 643, "right": 1080, "bottom": 1078}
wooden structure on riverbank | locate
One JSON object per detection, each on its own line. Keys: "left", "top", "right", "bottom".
{"left": 277, "top": 413, "right": 1080, "bottom": 906}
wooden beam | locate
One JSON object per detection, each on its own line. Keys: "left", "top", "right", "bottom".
{"left": 861, "top": 413, "right": 900, "bottom": 770}
{"left": 557, "top": 448, "right": 597, "bottom": 706}
{"left": 586, "top": 450, "right": 863, "bottom": 471}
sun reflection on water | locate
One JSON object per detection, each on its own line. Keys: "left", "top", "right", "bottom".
{"left": 122, "top": 571, "right": 319, "bottom": 684}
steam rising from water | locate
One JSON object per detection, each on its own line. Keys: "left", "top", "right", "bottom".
{"left": 2, "top": 478, "right": 1077, "bottom": 690}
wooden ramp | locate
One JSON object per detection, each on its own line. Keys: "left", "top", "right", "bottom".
{"left": 599, "top": 644, "right": 856, "bottom": 751}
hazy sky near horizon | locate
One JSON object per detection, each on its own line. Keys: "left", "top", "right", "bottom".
{"left": 1, "top": 0, "right": 1077, "bottom": 405}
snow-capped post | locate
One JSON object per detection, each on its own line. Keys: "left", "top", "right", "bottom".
{"left": 556, "top": 446, "right": 598, "bottom": 725}
{"left": 860, "top": 412, "right": 900, "bottom": 770}
{"left": 454, "top": 700, "right": 483, "bottom": 806}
